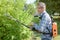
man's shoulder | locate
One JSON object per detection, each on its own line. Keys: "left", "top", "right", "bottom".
{"left": 43, "top": 12, "right": 51, "bottom": 20}
{"left": 44, "top": 12, "right": 50, "bottom": 17}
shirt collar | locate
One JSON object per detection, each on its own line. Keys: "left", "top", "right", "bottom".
{"left": 40, "top": 11, "right": 46, "bottom": 17}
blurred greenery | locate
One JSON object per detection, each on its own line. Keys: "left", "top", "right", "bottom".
{"left": 0, "top": 0, "right": 35, "bottom": 40}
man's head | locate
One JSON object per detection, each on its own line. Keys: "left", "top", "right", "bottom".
{"left": 37, "top": 2, "right": 46, "bottom": 14}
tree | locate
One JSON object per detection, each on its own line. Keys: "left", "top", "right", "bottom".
{"left": 0, "top": 0, "right": 35, "bottom": 40}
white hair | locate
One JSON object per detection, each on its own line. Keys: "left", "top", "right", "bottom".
{"left": 37, "top": 2, "right": 46, "bottom": 8}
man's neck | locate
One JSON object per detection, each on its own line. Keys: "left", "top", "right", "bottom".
{"left": 40, "top": 11, "right": 46, "bottom": 16}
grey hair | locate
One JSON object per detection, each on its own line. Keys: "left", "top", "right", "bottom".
{"left": 37, "top": 2, "right": 46, "bottom": 8}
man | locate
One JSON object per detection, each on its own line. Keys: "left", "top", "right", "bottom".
{"left": 30, "top": 2, "right": 52, "bottom": 40}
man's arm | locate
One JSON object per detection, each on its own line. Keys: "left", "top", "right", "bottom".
{"left": 34, "top": 16, "right": 49, "bottom": 33}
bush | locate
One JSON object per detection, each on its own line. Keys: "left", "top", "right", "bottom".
{"left": 0, "top": 0, "right": 34, "bottom": 40}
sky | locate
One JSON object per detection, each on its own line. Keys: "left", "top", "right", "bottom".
{"left": 26, "top": 0, "right": 36, "bottom": 4}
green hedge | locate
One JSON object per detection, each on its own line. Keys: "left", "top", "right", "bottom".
{"left": 0, "top": 0, "right": 35, "bottom": 40}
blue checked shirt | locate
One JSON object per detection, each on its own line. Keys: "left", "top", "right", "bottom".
{"left": 34, "top": 11, "right": 52, "bottom": 39}
{"left": 34, "top": 11, "right": 52, "bottom": 40}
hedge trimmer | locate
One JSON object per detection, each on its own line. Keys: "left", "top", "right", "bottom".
{"left": 4, "top": 14, "right": 36, "bottom": 31}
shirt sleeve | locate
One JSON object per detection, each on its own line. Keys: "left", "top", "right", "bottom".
{"left": 34, "top": 16, "right": 49, "bottom": 33}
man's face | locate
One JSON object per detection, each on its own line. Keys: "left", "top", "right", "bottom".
{"left": 37, "top": 5, "right": 44, "bottom": 14}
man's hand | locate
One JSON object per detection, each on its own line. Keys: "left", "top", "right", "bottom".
{"left": 28, "top": 22, "right": 40, "bottom": 33}
{"left": 28, "top": 22, "right": 34, "bottom": 26}
{"left": 28, "top": 22, "right": 34, "bottom": 30}
{"left": 28, "top": 22, "right": 37, "bottom": 31}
